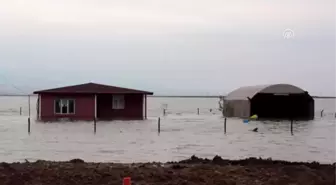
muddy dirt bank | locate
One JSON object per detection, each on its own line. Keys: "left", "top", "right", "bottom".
{"left": 0, "top": 156, "right": 334, "bottom": 185}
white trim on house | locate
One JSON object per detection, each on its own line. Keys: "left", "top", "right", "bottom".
{"left": 144, "top": 94, "right": 147, "bottom": 119}
{"left": 38, "top": 94, "right": 41, "bottom": 120}
{"left": 142, "top": 94, "right": 145, "bottom": 119}
{"left": 94, "top": 94, "right": 97, "bottom": 119}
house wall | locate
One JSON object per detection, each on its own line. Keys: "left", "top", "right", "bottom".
{"left": 40, "top": 94, "right": 95, "bottom": 121}
{"left": 97, "top": 94, "right": 143, "bottom": 120}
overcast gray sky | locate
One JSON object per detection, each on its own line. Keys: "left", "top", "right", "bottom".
{"left": 0, "top": 0, "right": 335, "bottom": 95}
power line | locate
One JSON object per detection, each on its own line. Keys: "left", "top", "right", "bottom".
{"left": 0, "top": 73, "right": 26, "bottom": 94}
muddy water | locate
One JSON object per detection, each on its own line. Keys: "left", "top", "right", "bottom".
{"left": 0, "top": 96, "right": 335, "bottom": 163}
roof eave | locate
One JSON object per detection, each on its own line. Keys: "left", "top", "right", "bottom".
{"left": 34, "top": 91, "right": 154, "bottom": 95}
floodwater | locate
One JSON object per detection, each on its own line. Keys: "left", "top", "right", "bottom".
{"left": 0, "top": 96, "right": 335, "bottom": 163}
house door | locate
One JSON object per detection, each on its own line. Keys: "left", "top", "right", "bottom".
{"left": 96, "top": 94, "right": 113, "bottom": 119}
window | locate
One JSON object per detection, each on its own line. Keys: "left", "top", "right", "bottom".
{"left": 55, "top": 99, "right": 75, "bottom": 114}
{"left": 112, "top": 95, "right": 125, "bottom": 109}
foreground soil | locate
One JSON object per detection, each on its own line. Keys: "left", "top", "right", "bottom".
{"left": 0, "top": 156, "right": 334, "bottom": 185}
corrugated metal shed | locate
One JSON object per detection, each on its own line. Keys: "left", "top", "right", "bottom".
{"left": 34, "top": 83, "right": 153, "bottom": 95}
{"left": 225, "top": 84, "right": 305, "bottom": 100}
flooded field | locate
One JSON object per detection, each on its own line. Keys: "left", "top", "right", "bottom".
{"left": 0, "top": 96, "right": 335, "bottom": 163}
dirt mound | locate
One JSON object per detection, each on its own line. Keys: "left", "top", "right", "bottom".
{"left": 0, "top": 156, "right": 334, "bottom": 185}
{"left": 176, "top": 155, "right": 333, "bottom": 169}
{"left": 69, "top": 159, "right": 85, "bottom": 163}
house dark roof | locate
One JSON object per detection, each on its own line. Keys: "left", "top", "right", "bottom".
{"left": 33, "top": 83, "right": 153, "bottom": 95}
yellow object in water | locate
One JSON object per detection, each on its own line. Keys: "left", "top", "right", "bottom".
{"left": 250, "top": 114, "right": 258, "bottom": 119}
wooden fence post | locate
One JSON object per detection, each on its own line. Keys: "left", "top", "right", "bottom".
{"left": 94, "top": 118, "right": 97, "bottom": 133}
{"left": 28, "top": 117, "right": 31, "bottom": 134}
{"left": 224, "top": 117, "right": 227, "bottom": 134}
{"left": 158, "top": 117, "right": 161, "bottom": 133}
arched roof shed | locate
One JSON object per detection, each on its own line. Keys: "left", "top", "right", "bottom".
{"left": 223, "top": 84, "right": 314, "bottom": 120}
{"left": 225, "top": 84, "right": 305, "bottom": 101}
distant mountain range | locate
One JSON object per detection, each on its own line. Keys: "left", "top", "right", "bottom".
{"left": 0, "top": 84, "right": 335, "bottom": 98}
{"left": 0, "top": 94, "right": 334, "bottom": 99}
{"left": 152, "top": 95, "right": 336, "bottom": 99}
{"left": 2, "top": 90, "right": 335, "bottom": 98}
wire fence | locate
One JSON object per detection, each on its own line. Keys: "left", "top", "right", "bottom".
{"left": 0, "top": 100, "right": 335, "bottom": 119}
{"left": 148, "top": 107, "right": 222, "bottom": 117}
{"left": 0, "top": 108, "right": 23, "bottom": 116}
{"left": 0, "top": 95, "right": 34, "bottom": 117}
{"left": 0, "top": 99, "right": 334, "bottom": 137}
{"left": 152, "top": 108, "right": 336, "bottom": 119}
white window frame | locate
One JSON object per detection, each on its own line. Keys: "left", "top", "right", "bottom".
{"left": 54, "top": 99, "right": 76, "bottom": 114}
{"left": 112, "top": 95, "right": 125, "bottom": 109}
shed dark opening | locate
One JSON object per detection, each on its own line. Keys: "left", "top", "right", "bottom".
{"left": 250, "top": 92, "right": 314, "bottom": 120}
{"left": 224, "top": 84, "right": 315, "bottom": 121}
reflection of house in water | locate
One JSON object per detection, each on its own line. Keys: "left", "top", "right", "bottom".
{"left": 223, "top": 84, "right": 314, "bottom": 120}
{"left": 34, "top": 83, "right": 153, "bottom": 122}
